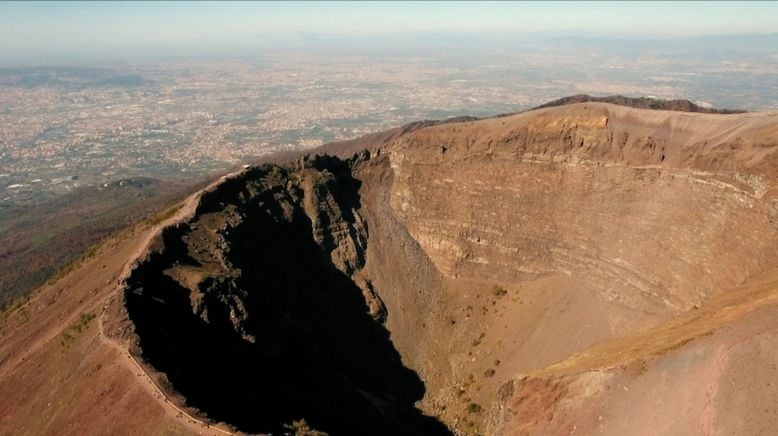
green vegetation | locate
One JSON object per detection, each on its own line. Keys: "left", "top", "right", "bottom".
{"left": 60, "top": 311, "right": 96, "bottom": 346}
{"left": 0, "top": 178, "right": 194, "bottom": 310}
{"left": 46, "top": 242, "right": 103, "bottom": 286}
{"left": 3, "top": 293, "right": 30, "bottom": 313}
{"left": 0, "top": 293, "right": 32, "bottom": 328}
{"left": 144, "top": 203, "right": 183, "bottom": 227}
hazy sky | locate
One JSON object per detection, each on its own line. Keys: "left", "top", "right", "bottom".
{"left": 1, "top": 1, "right": 777, "bottom": 65}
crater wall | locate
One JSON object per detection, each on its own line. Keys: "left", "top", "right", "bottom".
{"left": 117, "top": 103, "right": 778, "bottom": 435}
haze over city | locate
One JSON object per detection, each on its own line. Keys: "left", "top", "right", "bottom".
{"left": 2, "top": 3, "right": 778, "bottom": 435}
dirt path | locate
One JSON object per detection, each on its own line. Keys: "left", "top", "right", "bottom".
{"left": 97, "top": 300, "right": 236, "bottom": 436}
{"left": 0, "top": 168, "right": 248, "bottom": 435}
{"left": 93, "top": 168, "right": 248, "bottom": 435}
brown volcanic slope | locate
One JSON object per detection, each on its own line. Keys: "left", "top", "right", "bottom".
{"left": 2, "top": 102, "right": 778, "bottom": 436}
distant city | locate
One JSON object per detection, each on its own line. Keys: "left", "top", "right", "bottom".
{"left": 2, "top": 35, "right": 777, "bottom": 205}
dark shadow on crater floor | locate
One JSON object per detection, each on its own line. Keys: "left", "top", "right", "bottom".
{"left": 125, "top": 163, "right": 451, "bottom": 436}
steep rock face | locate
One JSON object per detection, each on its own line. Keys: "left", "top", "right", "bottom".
{"left": 118, "top": 103, "right": 778, "bottom": 435}
{"left": 388, "top": 104, "right": 778, "bottom": 315}
{"left": 369, "top": 105, "right": 778, "bottom": 433}
{"left": 122, "top": 157, "right": 447, "bottom": 435}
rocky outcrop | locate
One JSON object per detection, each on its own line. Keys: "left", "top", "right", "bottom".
{"left": 533, "top": 94, "right": 746, "bottom": 114}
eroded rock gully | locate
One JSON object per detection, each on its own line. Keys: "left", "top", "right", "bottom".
{"left": 117, "top": 103, "right": 778, "bottom": 435}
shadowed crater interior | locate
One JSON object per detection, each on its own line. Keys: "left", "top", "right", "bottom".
{"left": 124, "top": 158, "right": 450, "bottom": 435}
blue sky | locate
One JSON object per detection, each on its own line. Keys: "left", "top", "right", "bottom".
{"left": 1, "top": 1, "right": 777, "bottom": 65}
